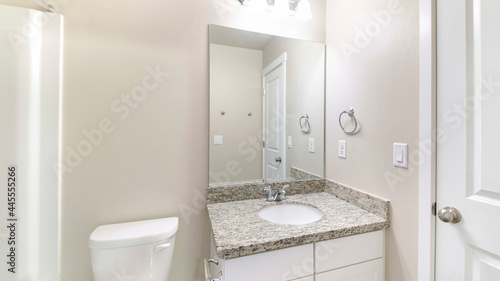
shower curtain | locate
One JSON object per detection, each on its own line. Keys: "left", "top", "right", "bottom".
{"left": 0, "top": 4, "right": 62, "bottom": 281}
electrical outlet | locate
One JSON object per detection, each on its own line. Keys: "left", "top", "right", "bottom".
{"left": 338, "top": 140, "right": 346, "bottom": 158}
{"left": 214, "top": 135, "right": 223, "bottom": 145}
{"left": 309, "top": 138, "right": 314, "bottom": 153}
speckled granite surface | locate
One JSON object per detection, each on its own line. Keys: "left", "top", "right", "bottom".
{"left": 325, "top": 180, "right": 390, "bottom": 220}
{"left": 290, "top": 167, "right": 321, "bottom": 180}
{"left": 206, "top": 178, "right": 324, "bottom": 204}
{"left": 207, "top": 192, "right": 390, "bottom": 259}
{"left": 208, "top": 179, "right": 265, "bottom": 188}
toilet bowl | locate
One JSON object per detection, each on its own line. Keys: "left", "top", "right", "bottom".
{"left": 89, "top": 217, "right": 178, "bottom": 281}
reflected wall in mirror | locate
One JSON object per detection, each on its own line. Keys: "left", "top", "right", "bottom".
{"left": 209, "top": 25, "right": 325, "bottom": 185}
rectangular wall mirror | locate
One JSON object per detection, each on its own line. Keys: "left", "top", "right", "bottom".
{"left": 209, "top": 25, "right": 325, "bottom": 185}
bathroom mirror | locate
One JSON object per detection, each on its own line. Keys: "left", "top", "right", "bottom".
{"left": 209, "top": 25, "right": 325, "bottom": 185}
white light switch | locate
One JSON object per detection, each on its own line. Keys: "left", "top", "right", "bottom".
{"left": 338, "top": 140, "right": 346, "bottom": 158}
{"left": 309, "top": 138, "right": 315, "bottom": 153}
{"left": 214, "top": 135, "right": 223, "bottom": 145}
{"left": 393, "top": 143, "right": 408, "bottom": 168}
{"left": 287, "top": 136, "right": 292, "bottom": 148}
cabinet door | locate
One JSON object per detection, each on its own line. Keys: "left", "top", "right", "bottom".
{"left": 315, "top": 258, "right": 384, "bottom": 281}
{"left": 315, "top": 230, "right": 384, "bottom": 273}
{"left": 224, "top": 244, "right": 314, "bottom": 281}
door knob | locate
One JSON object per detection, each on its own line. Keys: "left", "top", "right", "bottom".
{"left": 275, "top": 157, "right": 282, "bottom": 163}
{"left": 438, "top": 206, "right": 462, "bottom": 224}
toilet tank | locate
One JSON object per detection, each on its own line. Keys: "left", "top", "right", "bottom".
{"left": 89, "top": 217, "right": 178, "bottom": 281}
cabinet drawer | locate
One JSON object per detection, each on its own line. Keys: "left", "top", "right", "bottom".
{"left": 315, "top": 258, "right": 384, "bottom": 281}
{"left": 315, "top": 230, "right": 384, "bottom": 273}
{"left": 224, "top": 243, "right": 313, "bottom": 281}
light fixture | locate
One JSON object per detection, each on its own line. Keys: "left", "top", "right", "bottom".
{"left": 295, "top": 0, "right": 312, "bottom": 22}
{"left": 247, "top": 0, "right": 268, "bottom": 11}
{"left": 273, "top": 0, "right": 291, "bottom": 17}
{"left": 237, "top": 0, "right": 313, "bottom": 21}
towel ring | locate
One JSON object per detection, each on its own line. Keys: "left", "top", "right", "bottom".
{"left": 299, "top": 114, "right": 311, "bottom": 134}
{"left": 339, "top": 108, "right": 358, "bottom": 135}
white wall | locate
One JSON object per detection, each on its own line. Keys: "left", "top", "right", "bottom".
{"left": 263, "top": 37, "right": 325, "bottom": 178}
{"left": 325, "top": 0, "right": 420, "bottom": 280}
{"left": 0, "top": 0, "right": 326, "bottom": 280}
{"left": 209, "top": 44, "right": 263, "bottom": 183}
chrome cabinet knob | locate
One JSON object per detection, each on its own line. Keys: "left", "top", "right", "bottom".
{"left": 438, "top": 206, "right": 462, "bottom": 224}
{"left": 275, "top": 156, "right": 282, "bottom": 163}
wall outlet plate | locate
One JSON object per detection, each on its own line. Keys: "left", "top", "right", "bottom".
{"left": 214, "top": 135, "right": 223, "bottom": 145}
{"left": 338, "top": 140, "right": 346, "bottom": 158}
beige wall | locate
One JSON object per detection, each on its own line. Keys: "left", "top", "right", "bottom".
{"left": 209, "top": 44, "right": 263, "bottom": 183}
{"left": 263, "top": 37, "right": 325, "bottom": 178}
{"left": 1, "top": 0, "right": 422, "bottom": 280}
{"left": 0, "top": 0, "right": 326, "bottom": 280}
{"left": 325, "top": 0, "right": 420, "bottom": 280}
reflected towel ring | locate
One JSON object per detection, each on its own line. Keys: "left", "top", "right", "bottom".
{"left": 339, "top": 108, "right": 358, "bottom": 135}
{"left": 299, "top": 114, "right": 311, "bottom": 134}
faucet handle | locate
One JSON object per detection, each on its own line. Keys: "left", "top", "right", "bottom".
{"left": 263, "top": 186, "right": 273, "bottom": 201}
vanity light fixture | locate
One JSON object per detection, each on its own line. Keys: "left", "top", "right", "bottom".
{"left": 295, "top": 0, "right": 313, "bottom": 22}
{"left": 273, "top": 0, "right": 291, "bottom": 17}
{"left": 237, "top": 0, "right": 313, "bottom": 21}
{"left": 32, "top": 0, "right": 54, "bottom": 12}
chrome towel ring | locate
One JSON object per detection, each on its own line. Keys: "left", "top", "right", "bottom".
{"left": 299, "top": 114, "right": 311, "bottom": 134}
{"left": 339, "top": 108, "right": 358, "bottom": 135}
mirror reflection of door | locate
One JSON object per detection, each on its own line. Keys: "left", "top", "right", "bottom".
{"left": 208, "top": 25, "right": 325, "bottom": 185}
{"left": 263, "top": 53, "right": 287, "bottom": 180}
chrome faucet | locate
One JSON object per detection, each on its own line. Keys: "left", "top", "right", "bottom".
{"left": 263, "top": 184, "right": 290, "bottom": 201}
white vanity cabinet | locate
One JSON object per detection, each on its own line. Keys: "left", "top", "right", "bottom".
{"left": 209, "top": 230, "right": 384, "bottom": 281}
{"left": 221, "top": 244, "right": 314, "bottom": 281}
{"left": 315, "top": 259, "right": 384, "bottom": 281}
{"left": 314, "top": 230, "right": 385, "bottom": 281}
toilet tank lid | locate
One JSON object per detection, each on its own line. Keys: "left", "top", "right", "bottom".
{"left": 88, "top": 217, "right": 178, "bottom": 249}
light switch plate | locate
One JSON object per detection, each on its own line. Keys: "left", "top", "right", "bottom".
{"left": 338, "top": 140, "right": 346, "bottom": 158}
{"left": 393, "top": 143, "right": 408, "bottom": 168}
{"left": 287, "top": 136, "right": 292, "bottom": 148}
{"left": 309, "top": 138, "right": 315, "bottom": 153}
{"left": 214, "top": 135, "right": 223, "bottom": 145}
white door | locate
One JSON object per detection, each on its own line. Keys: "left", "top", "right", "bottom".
{"left": 262, "top": 53, "right": 287, "bottom": 180}
{"left": 436, "top": 0, "right": 500, "bottom": 280}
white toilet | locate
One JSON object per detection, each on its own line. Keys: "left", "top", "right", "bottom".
{"left": 88, "top": 217, "right": 178, "bottom": 281}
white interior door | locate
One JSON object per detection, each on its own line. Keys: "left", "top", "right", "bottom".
{"left": 262, "top": 53, "right": 286, "bottom": 180}
{"left": 436, "top": 0, "right": 500, "bottom": 280}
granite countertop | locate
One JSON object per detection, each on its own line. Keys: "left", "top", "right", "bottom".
{"left": 207, "top": 188, "right": 390, "bottom": 259}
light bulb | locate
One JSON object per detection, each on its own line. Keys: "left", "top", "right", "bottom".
{"left": 248, "top": 0, "right": 268, "bottom": 11}
{"left": 295, "top": 0, "right": 313, "bottom": 22}
{"left": 273, "top": 0, "right": 290, "bottom": 17}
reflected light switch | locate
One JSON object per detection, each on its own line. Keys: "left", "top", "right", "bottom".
{"left": 393, "top": 143, "right": 408, "bottom": 168}
{"left": 287, "top": 136, "right": 292, "bottom": 148}
{"left": 214, "top": 135, "right": 223, "bottom": 145}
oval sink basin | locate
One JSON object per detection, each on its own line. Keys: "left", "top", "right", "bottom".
{"left": 259, "top": 204, "right": 324, "bottom": 225}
